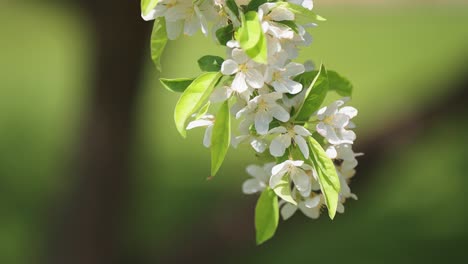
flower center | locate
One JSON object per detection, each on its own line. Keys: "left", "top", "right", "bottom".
{"left": 239, "top": 63, "right": 248, "bottom": 73}
{"left": 257, "top": 99, "right": 269, "bottom": 111}
{"left": 323, "top": 115, "right": 334, "bottom": 125}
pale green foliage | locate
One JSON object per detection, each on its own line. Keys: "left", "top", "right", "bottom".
{"left": 307, "top": 137, "right": 341, "bottom": 219}
{"left": 141, "top": 0, "right": 159, "bottom": 17}
{"left": 236, "top": 11, "right": 268, "bottom": 64}
{"left": 174, "top": 72, "right": 222, "bottom": 137}
{"left": 295, "top": 64, "right": 329, "bottom": 121}
{"left": 210, "top": 101, "right": 231, "bottom": 177}
{"left": 255, "top": 188, "right": 279, "bottom": 245}
{"left": 160, "top": 78, "right": 194, "bottom": 93}
{"left": 150, "top": 18, "right": 167, "bottom": 71}
{"left": 141, "top": 0, "right": 359, "bottom": 245}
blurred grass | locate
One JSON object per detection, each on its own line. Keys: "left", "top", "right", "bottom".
{"left": 1, "top": 2, "right": 468, "bottom": 263}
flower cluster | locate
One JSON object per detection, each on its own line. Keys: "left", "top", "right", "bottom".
{"left": 142, "top": 0, "right": 361, "bottom": 244}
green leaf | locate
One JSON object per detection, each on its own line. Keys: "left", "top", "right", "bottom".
{"left": 294, "top": 64, "right": 329, "bottom": 121}
{"left": 246, "top": 0, "right": 270, "bottom": 11}
{"left": 275, "top": 20, "right": 299, "bottom": 33}
{"left": 327, "top": 70, "right": 353, "bottom": 97}
{"left": 272, "top": 175, "right": 297, "bottom": 206}
{"left": 196, "top": 102, "right": 211, "bottom": 119}
{"left": 278, "top": 2, "right": 327, "bottom": 23}
{"left": 225, "top": 0, "right": 240, "bottom": 17}
{"left": 237, "top": 11, "right": 268, "bottom": 64}
{"left": 307, "top": 137, "right": 340, "bottom": 219}
{"left": 174, "top": 72, "right": 222, "bottom": 137}
{"left": 151, "top": 18, "right": 168, "bottom": 72}
{"left": 198, "top": 55, "right": 225, "bottom": 72}
{"left": 210, "top": 100, "right": 231, "bottom": 177}
{"left": 160, "top": 78, "right": 194, "bottom": 93}
{"left": 216, "top": 24, "right": 234, "bottom": 46}
{"left": 255, "top": 188, "right": 279, "bottom": 245}
{"left": 141, "top": 0, "right": 159, "bottom": 18}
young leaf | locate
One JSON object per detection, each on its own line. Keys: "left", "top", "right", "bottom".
{"left": 307, "top": 137, "right": 340, "bottom": 219}
{"left": 160, "top": 78, "right": 194, "bottom": 93}
{"left": 295, "top": 64, "right": 329, "bottom": 121}
{"left": 210, "top": 100, "right": 231, "bottom": 177}
{"left": 196, "top": 102, "right": 211, "bottom": 119}
{"left": 255, "top": 188, "right": 279, "bottom": 245}
{"left": 225, "top": 0, "right": 240, "bottom": 17}
{"left": 216, "top": 24, "right": 234, "bottom": 46}
{"left": 141, "top": 0, "right": 159, "bottom": 18}
{"left": 272, "top": 175, "right": 297, "bottom": 206}
{"left": 327, "top": 70, "right": 353, "bottom": 97}
{"left": 151, "top": 18, "right": 168, "bottom": 72}
{"left": 277, "top": 2, "right": 327, "bottom": 22}
{"left": 174, "top": 72, "right": 222, "bottom": 137}
{"left": 246, "top": 0, "right": 270, "bottom": 11}
{"left": 198, "top": 55, "right": 225, "bottom": 72}
{"left": 237, "top": 11, "right": 268, "bottom": 64}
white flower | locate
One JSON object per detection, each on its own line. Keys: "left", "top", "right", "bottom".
{"left": 236, "top": 92, "right": 290, "bottom": 135}
{"left": 270, "top": 160, "right": 315, "bottom": 198}
{"left": 336, "top": 171, "right": 358, "bottom": 214}
{"left": 288, "top": 0, "right": 314, "bottom": 10}
{"left": 258, "top": 3, "right": 296, "bottom": 39}
{"left": 232, "top": 118, "right": 268, "bottom": 153}
{"left": 280, "top": 194, "right": 323, "bottom": 220}
{"left": 146, "top": 0, "right": 214, "bottom": 40}
{"left": 326, "top": 144, "right": 362, "bottom": 172}
{"left": 316, "top": 98, "right": 358, "bottom": 145}
{"left": 264, "top": 58, "right": 305, "bottom": 94}
{"left": 268, "top": 125, "right": 311, "bottom": 158}
{"left": 242, "top": 163, "right": 275, "bottom": 194}
{"left": 221, "top": 48, "right": 265, "bottom": 93}
{"left": 186, "top": 114, "right": 214, "bottom": 148}
{"left": 210, "top": 85, "right": 251, "bottom": 103}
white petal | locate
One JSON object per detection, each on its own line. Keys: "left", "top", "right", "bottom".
{"left": 291, "top": 168, "right": 310, "bottom": 194}
{"left": 280, "top": 203, "right": 297, "bottom": 220}
{"left": 337, "top": 203, "right": 345, "bottom": 214}
{"left": 339, "top": 106, "right": 358, "bottom": 119}
{"left": 293, "top": 125, "right": 311, "bottom": 136}
{"left": 317, "top": 123, "right": 341, "bottom": 145}
{"left": 187, "top": 119, "right": 213, "bottom": 130}
{"left": 242, "top": 179, "right": 265, "bottom": 194}
{"left": 271, "top": 161, "right": 287, "bottom": 176}
{"left": 326, "top": 146, "right": 338, "bottom": 159}
{"left": 269, "top": 171, "right": 286, "bottom": 189}
{"left": 270, "top": 106, "right": 290, "bottom": 122}
{"left": 283, "top": 78, "right": 303, "bottom": 94}
{"left": 203, "top": 125, "right": 213, "bottom": 148}
{"left": 184, "top": 15, "right": 200, "bottom": 36}
{"left": 141, "top": 9, "right": 157, "bottom": 21}
{"left": 268, "top": 126, "right": 287, "bottom": 134}
{"left": 285, "top": 62, "right": 305, "bottom": 77}
{"left": 295, "top": 135, "right": 309, "bottom": 159}
{"left": 269, "top": 7, "right": 295, "bottom": 21}
{"left": 299, "top": 202, "right": 320, "bottom": 219}
{"left": 339, "top": 129, "right": 356, "bottom": 144}
{"left": 270, "top": 136, "right": 288, "bottom": 157}
{"left": 304, "top": 195, "right": 321, "bottom": 209}
{"left": 232, "top": 48, "right": 249, "bottom": 64}
{"left": 250, "top": 138, "right": 267, "bottom": 153}
{"left": 166, "top": 20, "right": 184, "bottom": 40}
{"left": 221, "top": 60, "right": 239, "bottom": 75}
{"left": 232, "top": 72, "right": 249, "bottom": 93}
{"left": 245, "top": 69, "right": 265, "bottom": 88}
{"left": 331, "top": 113, "right": 350, "bottom": 128}
{"left": 246, "top": 165, "right": 265, "bottom": 178}
{"left": 255, "top": 111, "right": 272, "bottom": 135}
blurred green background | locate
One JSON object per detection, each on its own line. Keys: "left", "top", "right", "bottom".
{"left": 1, "top": 0, "right": 468, "bottom": 263}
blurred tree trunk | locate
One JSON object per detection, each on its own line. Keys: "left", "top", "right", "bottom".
{"left": 48, "top": 1, "right": 150, "bottom": 264}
